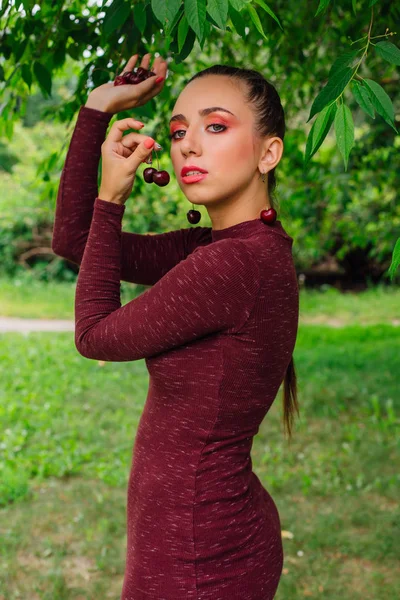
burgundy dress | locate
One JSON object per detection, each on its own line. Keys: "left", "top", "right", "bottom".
{"left": 52, "top": 105, "right": 299, "bottom": 600}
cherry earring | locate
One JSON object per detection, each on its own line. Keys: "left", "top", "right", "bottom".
{"left": 259, "top": 170, "right": 277, "bottom": 225}
{"left": 187, "top": 205, "right": 201, "bottom": 224}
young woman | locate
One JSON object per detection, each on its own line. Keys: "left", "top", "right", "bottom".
{"left": 52, "top": 53, "right": 299, "bottom": 600}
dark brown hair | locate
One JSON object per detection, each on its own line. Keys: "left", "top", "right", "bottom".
{"left": 187, "top": 65, "right": 299, "bottom": 441}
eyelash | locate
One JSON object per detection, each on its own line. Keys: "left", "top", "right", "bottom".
{"left": 169, "top": 123, "right": 227, "bottom": 140}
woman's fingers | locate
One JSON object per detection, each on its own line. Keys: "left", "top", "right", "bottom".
{"left": 151, "top": 55, "right": 164, "bottom": 75}
{"left": 120, "top": 54, "right": 138, "bottom": 76}
{"left": 140, "top": 53, "right": 152, "bottom": 70}
{"left": 120, "top": 131, "right": 148, "bottom": 148}
{"left": 105, "top": 118, "right": 145, "bottom": 145}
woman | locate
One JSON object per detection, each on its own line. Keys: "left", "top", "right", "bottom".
{"left": 52, "top": 53, "right": 299, "bottom": 600}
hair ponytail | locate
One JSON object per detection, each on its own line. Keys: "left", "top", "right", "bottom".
{"left": 282, "top": 356, "right": 299, "bottom": 442}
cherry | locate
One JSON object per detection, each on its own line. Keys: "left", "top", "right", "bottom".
{"left": 260, "top": 208, "right": 277, "bottom": 224}
{"left": 114, "top": 75, "right": 126, "bottom": 86}
{"left": 187, "top": 210, "right": 201, "bottom": 224}
{"left": 127, "top": 73, "right": 142, "bottom": 84}
{"left": 143, "top": 167, "right": 157, "bottom": 183}
{"left": 152, "top": 170, "right": 170, "bottom": 187}
{"left": 114, "top": 67, "right": 157, "bottom": 86}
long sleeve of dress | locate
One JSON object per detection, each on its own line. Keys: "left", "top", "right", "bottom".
{"left": 51, "top": 105, "right": 212, "bottom": 286}
{"left": 74, "top": 198, "right": 260, "bottom": 363}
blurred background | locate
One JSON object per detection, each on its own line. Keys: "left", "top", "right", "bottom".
{"left": 0, "top": 1, "right": 399, "bottom": 598}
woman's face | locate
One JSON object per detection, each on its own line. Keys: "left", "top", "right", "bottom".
{"left": 169, "top": 75, "right": 262, "bottom": 211}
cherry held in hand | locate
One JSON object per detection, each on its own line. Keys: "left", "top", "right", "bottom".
{"left": 114, "top": 66, "right": 156, "bottom": 86}
{"left": 143, "top": 147, "right": 170, "bottom": 187}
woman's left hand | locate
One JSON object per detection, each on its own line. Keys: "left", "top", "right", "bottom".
{"left": 98, "top": 117, "right": 157, "bottom": 205}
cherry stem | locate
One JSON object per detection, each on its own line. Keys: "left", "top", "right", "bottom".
{"left": 154, "top": 148, "right": 160, "bottom": 170}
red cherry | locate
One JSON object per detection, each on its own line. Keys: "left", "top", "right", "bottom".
{"left": 260, "top": 208, "right": 277, "bottom": 224}
{"left": 127, "top": 73, "right": 143, "bottom": 84}
{"left": 153, "top": 170, "right": 170, "bottom": 187}
{"left": 187, "top": 209, "right": 201, "bottom": 224}
{"left": 143, "top": 167, "right": 157, "bottom": 183}
{"left": 136, "top": 67, "right": 147, "bottom": 77}
{"left": 114, "top": 75, "right": 126, "bottom": 86}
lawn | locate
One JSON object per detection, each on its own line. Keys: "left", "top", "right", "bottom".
{"left": 0, "top": 274, "right": 399, "bottom": 599}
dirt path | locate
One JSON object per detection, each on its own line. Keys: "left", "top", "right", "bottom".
{"left": 0, "top": 316, "right": 75, "bottom": 333}
{"left": 0, "top": 315, "right": 399, "bottom": 334}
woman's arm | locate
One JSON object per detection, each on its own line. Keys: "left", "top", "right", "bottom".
{"left": 74, "top": 199, "right": 260, "bottom": 362}
{"left": 52, "top": 105, "right": 212, "bottom": 285}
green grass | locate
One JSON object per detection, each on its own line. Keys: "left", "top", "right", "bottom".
{"left": 0, "top": 271, "right": 399, "bottom": 323}
{"left": 0, "top": 275, "right": 399, "bottom": 599}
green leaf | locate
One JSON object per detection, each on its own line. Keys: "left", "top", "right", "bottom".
{"left": 229, "top": 0, "right": 251, "bottom": 11}
{"left": 228, "top": 3, "right": 246, "bottom": 37}
{"left": 21, "top": 0, "right": 33, "bottom": 11}
{"left": 388, "top": 237, "right": 400, "bottom": 281}
{"left": 351, "top": 80, "right": 375, "bottom": 119}
{"left": 254, "top": 0, "right": 283, "bottom": 30}
{"left": 178, "top": 13, "right": 189, "bottom": 54}
{"left": 103, "top": 0, "right": 131, "bottom": 38}
{"left": 15, "top": 38, "right": 29, "bottom": 62}
{"left": 184, "top": 0, "right": 207, "bottom": 40}
{"left": 334, "top": 103, "right": 354, "bottom": 171}
{"left": 362, "top": 78, "right": 398, "bottom": 133}
{"left": 304, "top": 103, "right": 337, "bottom": 165}
{"left": 368, "top": 0, "right": 380, "bottom": 6}
{"left": 199, "top": 19, "right": 211, "bottom": 49}
{"left": 374, "top": 41, "right": 400, "bottom": 66}
{"left": 315, "top": 0, "right": 331, "bottom": 17}
{"left": 151, "top": 0, "right": 166, "bottom": 24}
{"left": 176, "top": 25, "right": 196, "bottom": 62}
{"left": 33, "top": 61, "right": 52, "bottom": 98}
{"left": 307, "top": 67, "right": 354, "bottom": 122}
{"left": 166, "top": 0, "right": 181, "bottom": 31}
{"left": 352, "top": 0, "right": 357, "bottom": 14}
{"left": 21, "top": 64, "right": 32, "bottom": 89}
{"left": 134, "top": 3, "right": 147, "bottom": 34}
{"left": 246, "top": 4, "right": 268, "bottom": 40}
{"left": 53, "top": 45, "right": 66, "bottom": 69}
{"left": 206, "top": 0, "right": 229, "bottom": 30}
{"left": 165, "top": 3, "right": 183, "bottom": 36}
{"left": 328, "top": 50, "right": 360, "bottom": 79}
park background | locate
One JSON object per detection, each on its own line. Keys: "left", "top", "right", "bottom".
{"left": 0, "top": 0, "right": 399, "bottom": 598}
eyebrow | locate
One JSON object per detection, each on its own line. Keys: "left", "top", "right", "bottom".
{"left": 169, "top": 107, "right": 235, "bottom": 124}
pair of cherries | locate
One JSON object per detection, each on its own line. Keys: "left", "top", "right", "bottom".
{"left": 114, "top": 66, "right": 156, "bottom": 86}
{"left": 142, "top": 146, "right": 170, "bottom": 187}
{"left": 143, "top": 162, "right": 170, "bottom": 187}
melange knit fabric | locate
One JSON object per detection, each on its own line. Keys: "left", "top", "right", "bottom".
{"left": 52, "top": 105, "right": 299, "bottom": 600}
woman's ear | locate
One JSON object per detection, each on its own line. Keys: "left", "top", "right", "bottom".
{"left": 259, "top": 137, "right": 284, "bottom": 175}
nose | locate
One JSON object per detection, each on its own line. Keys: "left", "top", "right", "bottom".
{"left": 179, "top": 129, "right": 201, "bottom": 157}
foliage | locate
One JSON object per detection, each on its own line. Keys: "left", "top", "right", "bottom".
{"left": 0, "top": 0, "right": 399, "bottom": 276}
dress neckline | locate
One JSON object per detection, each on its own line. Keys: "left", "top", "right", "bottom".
{"left": 211, "top": 217, "right": 293, "bottom": 243}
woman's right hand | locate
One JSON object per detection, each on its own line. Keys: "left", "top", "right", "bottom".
{"left": 85, "top": 53, "right": 168, "bottom": 115}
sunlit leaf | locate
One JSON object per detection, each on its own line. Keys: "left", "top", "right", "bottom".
{"left": 305, "top": 103, "right": 337, "bottom": 165}
{"left": 308, "top": 67, "right": 354, "bottom": 122}
{"left": 374, "top": 41, "right": 400, "bottom": 66}
{"left": 362, "top": 78, "right": 398, "bottom": 133}
{"left": 351, "top": 80, "right": 375, "bottom": 119}
{"left": 334, "top": 103, "right": 354, "bottom": 171}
